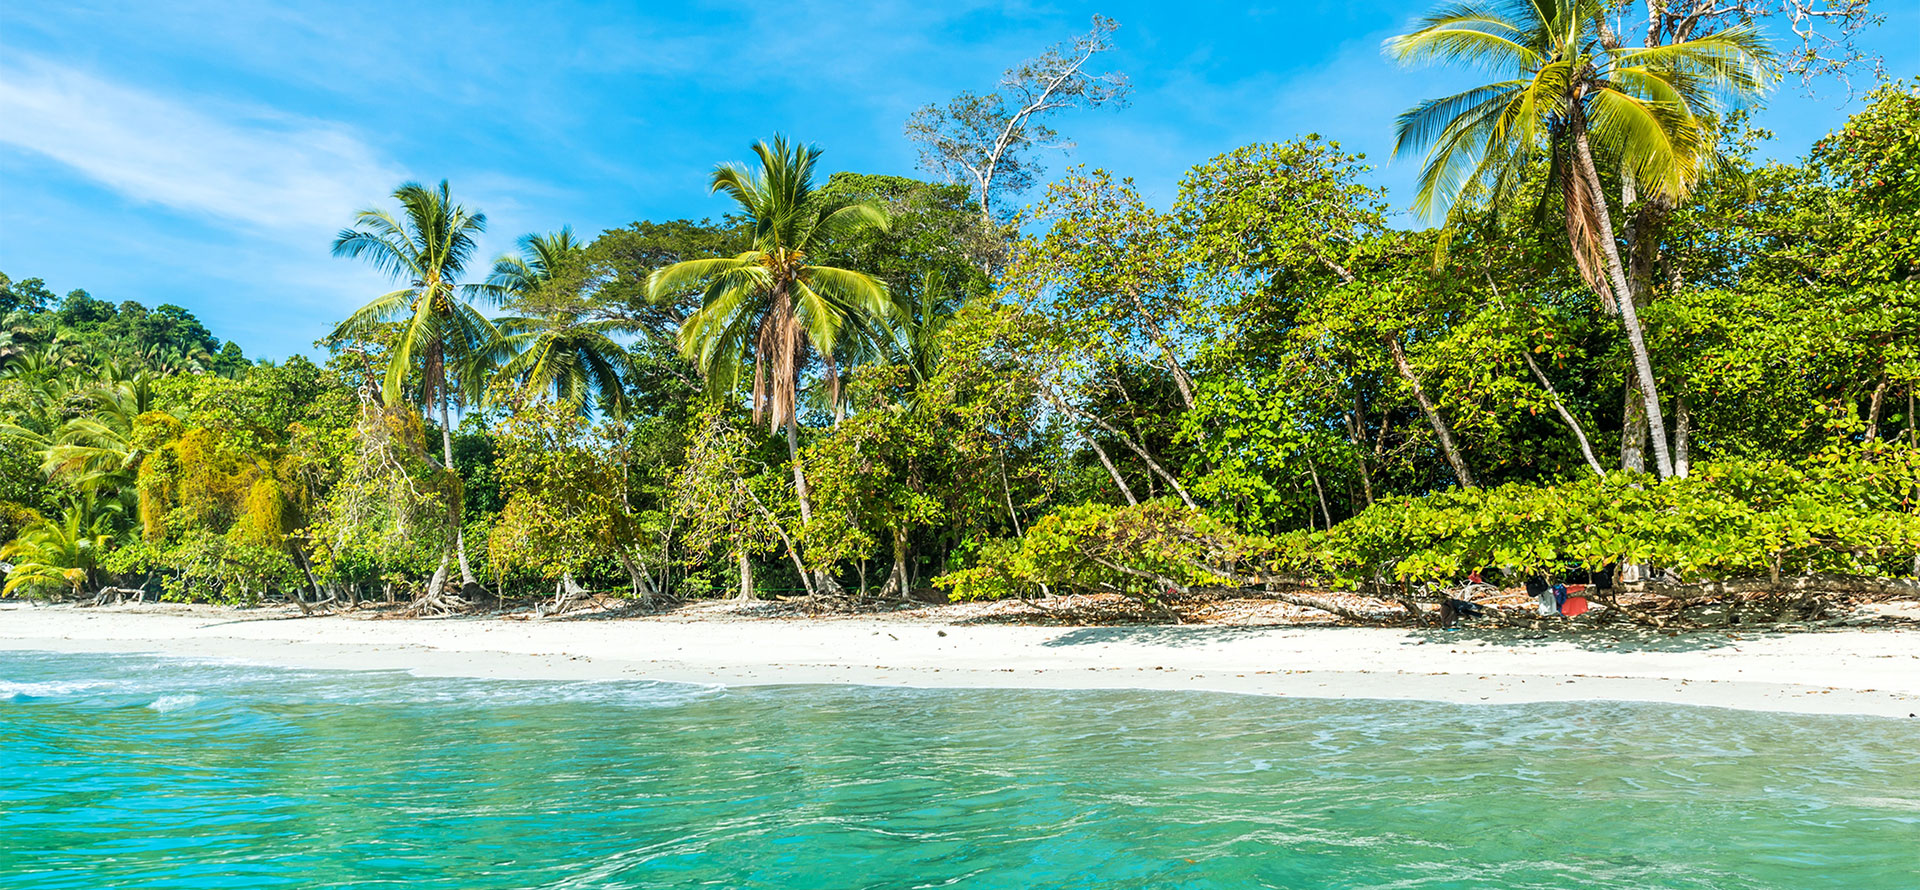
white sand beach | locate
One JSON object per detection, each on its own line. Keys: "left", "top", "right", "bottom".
{"left": 3, "top": 602, "right": 1917, "bottom": 717}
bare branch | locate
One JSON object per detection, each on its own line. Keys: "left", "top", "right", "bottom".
{"left": 904, "top": 16, "right": 1132, "bottom": 228}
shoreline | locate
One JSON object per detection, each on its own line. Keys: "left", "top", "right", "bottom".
{"left": 3, "top": 603, "right": 1917, "bottom": 718}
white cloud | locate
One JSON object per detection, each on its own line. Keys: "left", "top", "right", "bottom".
{"left": 0, "top": 54, "right": 404, "bottom": 236}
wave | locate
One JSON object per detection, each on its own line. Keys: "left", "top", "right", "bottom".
{"left": 147, "top": 694, "right": 200, "bottom": 713}
{"left": 0, "top": 679, "right": 122, "bottom": 700}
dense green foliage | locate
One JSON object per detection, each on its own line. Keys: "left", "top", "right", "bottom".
{"left": 2, "top": 41, "right": 1914, "bottom": 623}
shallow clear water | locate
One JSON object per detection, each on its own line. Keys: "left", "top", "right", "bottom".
{"left": 1, "top": 651, "right": 1915, "bottom": 888}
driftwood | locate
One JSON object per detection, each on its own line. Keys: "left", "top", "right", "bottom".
{"left": 404, "top": 580, "right": 474, "bottom": 617}
{"left": 90, "top": 586, "right": 147, "bottom": 606}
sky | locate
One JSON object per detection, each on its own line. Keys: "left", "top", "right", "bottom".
{"left": 2, "top": 1, "right": 1915, "bottom": 360}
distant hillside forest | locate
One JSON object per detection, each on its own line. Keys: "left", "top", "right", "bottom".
{"left": 2, "top": 7, "right": 1916, "bottom": 627}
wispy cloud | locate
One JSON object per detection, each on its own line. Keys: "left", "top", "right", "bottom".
{"left": 0, "top": 54, "right": 404, "bottom": 235}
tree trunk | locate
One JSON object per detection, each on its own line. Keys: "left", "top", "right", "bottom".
{"left": 1385, "top": 337, "right": 1476, "bottom": 488}
{"left": 290, "top": 539, "right": 325, "bottom": 602}
{"left": 1086, "top": 434, "right": 1138, "bottom": 505}
{"left": 882, "top": 527, "right": 911, "bottom": 600}
{"left": 1673, "top": 390, "right": 1692, "bottom": 478}
{"left": 439, "top": 395, "right": 476, "bottom": 587}
{"left": 426, "top": 554, "right": 450, "bottom": 602}
{"left": 736, "top": 477, "right": 815, "bottom": 598}
{"left": 998, "top": 444, "right": 1024, "bottom": 536}
{"left": 785, "top": 418, "right": 812, "bottom": 525}
{"left": 783, "top": 418, "right": 838, "bottom": 594}
{"left": 737, "top": 551, "right": 754, "bottom": 601}
{"left": 1124, "top": 287, "right": 1197, "bottom": 410}
{"left": 1908, "top": 388, "right": 1916, "bottom": 446}
{"left": 1620, "top": 372, "right": 1649, "bottom": 473}
{"left": 1344, "top": 399, "right": 1376, "bottom": 507}
{"left": 1305, "top": 453, "right": 1333, "bottom": 529}
{"left": 615, "top": 547, "right": 655, "bottom": 605}
{"left": 1866, "top": 378, "right": 1888, "bottom": 440}
{"left": 1570, "top": 116, "right": 1676, "bottom": 479}
{"left": 1521, "top": 347, "right": 1606, "bottom": 477}
{"left": 1063, "top": 399, "right": 1197, "bottom": 508}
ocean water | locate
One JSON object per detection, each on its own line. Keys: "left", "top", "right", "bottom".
{"left": 1, "top": 651, "right": 1915, "bottom": 889}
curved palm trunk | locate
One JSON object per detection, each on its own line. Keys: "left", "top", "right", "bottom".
{"left": 1570, "top": 117, "right": 1676, "bottom": 479}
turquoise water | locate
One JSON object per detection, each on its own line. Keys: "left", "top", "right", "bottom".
{"left": 2, "top": 651, "right": 1915, "bottom": 888}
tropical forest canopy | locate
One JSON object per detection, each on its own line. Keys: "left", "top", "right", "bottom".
{"left": 2, "top": 2, "right": 1916, "bottom": 625}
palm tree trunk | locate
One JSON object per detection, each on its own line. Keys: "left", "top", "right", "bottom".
{"left": 439, "top": 394, "right": 476, "bottom": 586}
{"left": 1571, "top": 118, "right": 1676, "bottom": 479}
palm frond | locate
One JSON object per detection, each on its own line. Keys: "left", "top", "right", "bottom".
{"left": 1610, "top": 26, "right": 1772, "bottom": 98}
{"left": 1384, "top": 2, "right": 1542, "bottom": 73}
{"left": 1585, "top": 85, "right": 1704, "bottom": 199}
{"left": 816, "top": 201, "right": 892, "bottom": 242}
{"left": 330, "top": 229, "right": 418, "bottom": 280}
{"left": 1392, "top": 80, "right": 1530, "bottom": 160}
{"left": 328, "top": 288, "right": 419, "bottom": 343}
{"left": 648, "top": 255, "right": 758, "bottom": 301}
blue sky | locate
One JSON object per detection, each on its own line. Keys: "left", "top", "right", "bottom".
{"left": 2, "top": 1, "right": 1914, "bottom": 360}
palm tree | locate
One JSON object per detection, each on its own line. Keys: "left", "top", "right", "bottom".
{"left": 0, "top": 310, "right": 44, "bottom": 367}
{"left": 1387, "top": 0, "right": 1768, "bottom": 479}
{"left": 328, "top": 180, "right": 501, "bottom": 594}
{"left": 648, "top": 136, "right": 896, "bottom": 522}
{"left": 487, "top": 229, "right": 634, "bottom": 415}
{"left": 486, "top": 228, "right": 584, "bottom": 298}
{"left": 1, "top": 493, "right": 122, "bottom": 599}
{"left": 43, "top": 372, "right": 170, "bottom": 492}
{"left": 0, "top": 343, "right": 73, "bottom": 386}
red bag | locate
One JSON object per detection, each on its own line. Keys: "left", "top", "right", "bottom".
{"left": 1561, "top": 596, "right": 1589, "bottom": 617}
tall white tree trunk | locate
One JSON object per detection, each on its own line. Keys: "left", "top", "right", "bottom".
{"left": 440, "top": 395, "right": 477, "bottom": 586}
{"left": 1570, "top": 120, "right": 1676, "bottom": 479}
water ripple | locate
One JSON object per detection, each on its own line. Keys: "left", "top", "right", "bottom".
{"left": 2, "top": 650, "right": 1916, "bottom": 889}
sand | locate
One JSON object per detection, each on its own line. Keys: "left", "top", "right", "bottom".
{"left": 3, "top": 602, "right": 1917, "bottom": 717}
